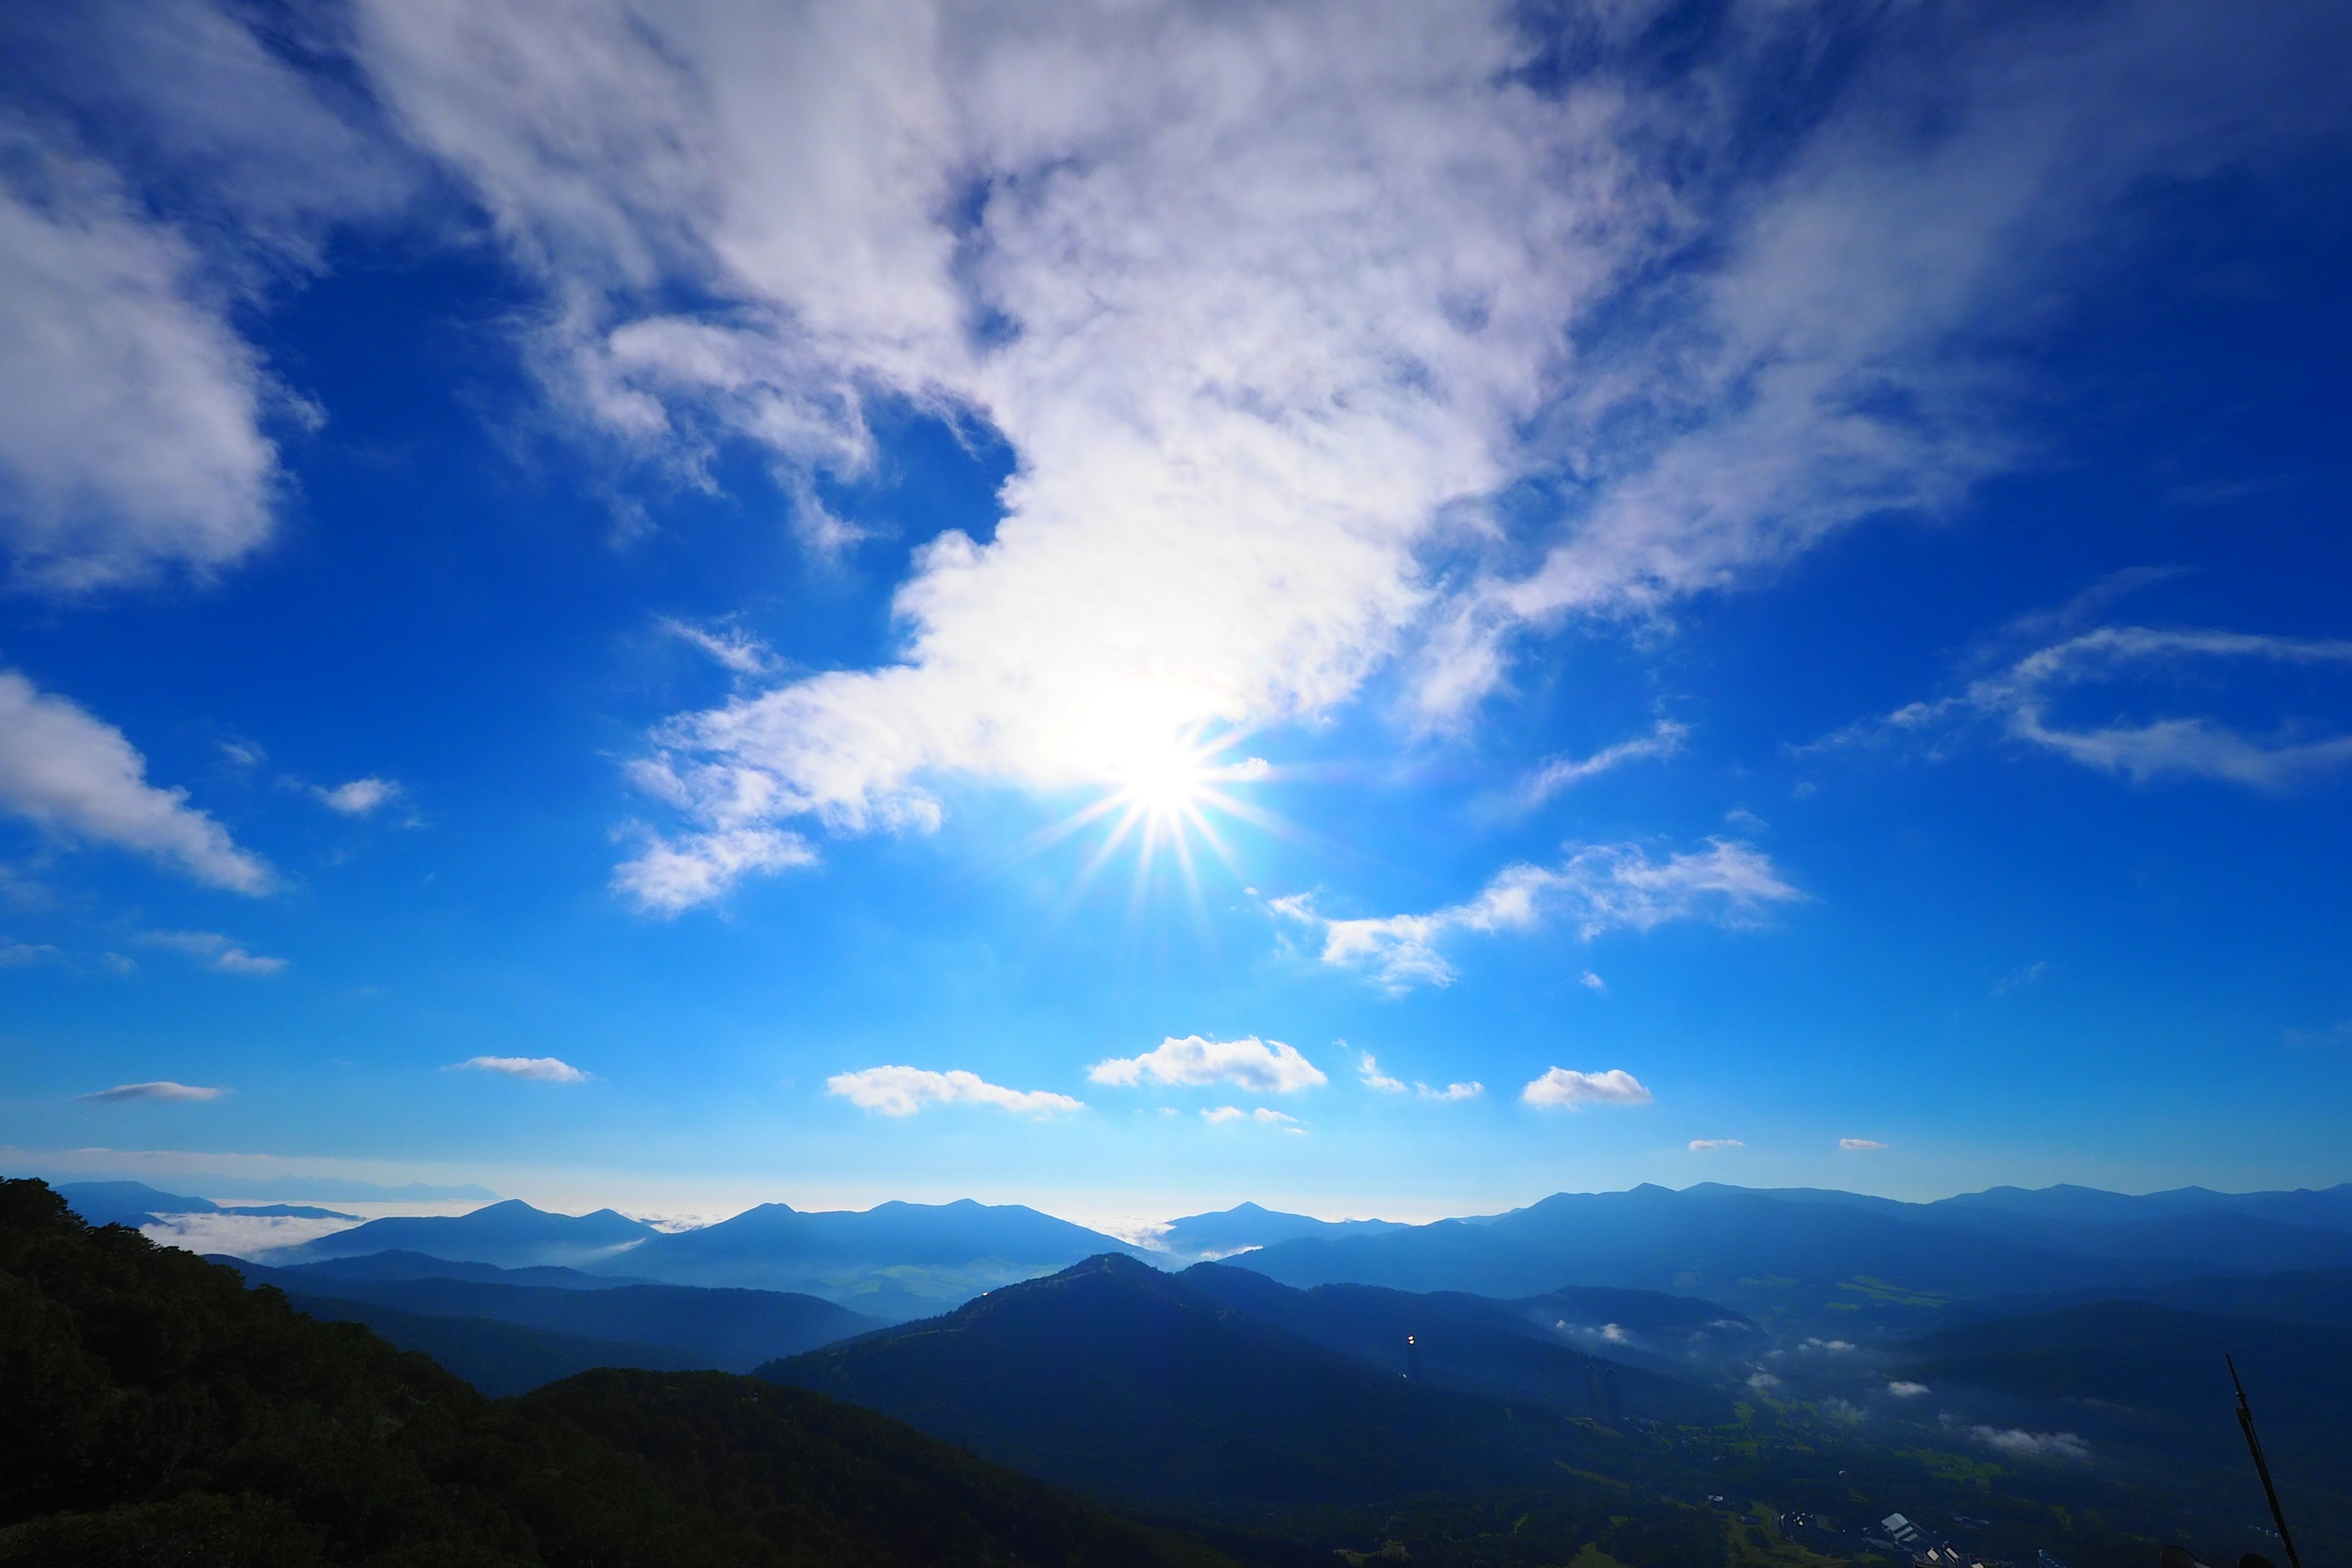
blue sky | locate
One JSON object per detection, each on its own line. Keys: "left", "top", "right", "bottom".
{"left": 2, "top": 0, "right": 2350, "bottom": 1225}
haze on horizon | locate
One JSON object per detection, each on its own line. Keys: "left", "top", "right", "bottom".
{"left": 3, "top": 0, "right": 2350, "bottom": 1219}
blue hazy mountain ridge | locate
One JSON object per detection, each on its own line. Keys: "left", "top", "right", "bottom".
{"left": 282, "top": 1198, "right": 662, "bottom": 1267}
{"left": 1893, "top": 1300, "right": 2352, "bottom": 1544}
{"left": 1175, "top": 1260, "right": 1740, "bottom": 1417}
{"left": 598, "top": 1197, "right": 1144, "bottom": 1317}
{"left": 758, "top": 1253, "right": 1662, "bottom": 1512}
{"left": 59, "top": 1180, "right": 357, "bottom": 1225}
{"left": 1155, "top": 1201, "right": 1410, "bottom": 1257}
{"left": 277, "top": 1288, "right": 706, "bottom": 1398}
{"left": 230, "top": 1257, "right": 878, "bottom": 1373}
{"left": 1929, "top": 1182, "right": 2352, "bottom": 1229}
{"left": 1232, "top": 1184, "right": 2352, "bottom": 1321}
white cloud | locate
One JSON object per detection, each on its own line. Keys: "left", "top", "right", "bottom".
{"left": 0, "top": 0, "right": 421, "bottom": 591}
{"left": 1358, "top": 1052, "right": 1408, "bottom": 1093}
{"left": 1, "top": 937, "right": 61, "bottom": 967}
{"left": 611, "top": 826, "right": 817, "bottom": 914}
{"left": 826, "top": 1064, "right": 1081, "bottom": 1116}
{"left": 660, "top": 617, "right": 777, "bottom": 677}
{"left": 0, "top": 144, "right": 278, "bottom": 590}
{"left": 1841, "top": 1137, "right": 1888, "bottom": 1151}
{"left": 1253, "top": 1107, "right": 1302, "bottom": 1127}
{"left": 1522, "top": 1067, "right": 1651, "bottom": 1110}
{"left": 315, "top": 777, "right": 400, "bottom": 815}
{"left": 1200, "top": 1105, "right": 1245, "bottom": 1124}
{"left": 1420, "top": 1080, "right": 1483, "bottom": 1102}
{"left": 1817, "top": 626, "right": 2352, "bottom": 790}
{"left": 1969, "top": 1425, "right": 2090, "bottom": 1463}
{"left": 1283, "top": 838, "right": 1800, "bottom": 992}
{"left": 455, "top": 1055, "right": 588, "bottom": 1083}
{"left": 77, "top": 1080, "right": 228, "bottom": 1102}
{"left": 1886, "top": 1380, "right": 1931, "bottom": 1397}
{"left": 0, "top": 671, "right": 273, "bottom": 892}
{"left": 1823, "top": 1397, "right": 1866, "bottom": 1423}
{"left": 1747, "top": 1370, "right": 1782, "bottom": 1391}
{"left": 312, "top": 1, "right": 2352, "bottom": 907}
{"left": 1088, "top": 1035, "right": 1327, "bottom": 1094}
{"left": 1689, "top": 1137, "right": 1743, "bottom": 1150}
{"left": 1520, "top": 720, "right": 1687, "bottom": 804}
{"left": 1579, "top": 970, "right": 1606, "bottom": 992}
{"left": 139, "top": 929, "right": 285, "bottom": 975}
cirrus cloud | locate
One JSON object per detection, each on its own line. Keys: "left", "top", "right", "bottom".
{"left": 826, "top": 1065, "right": 1082, "bottom": 1117}
{"left": 1280, "top": 839, "right": 1800, "bottom": 993}
{"left": 1089, "top": 1035, "right": 1327, "bottom": 1094}
{"left": 77, "top": 1080, "right": 228, "bottom": 1102}
{"left": 1841, "top": 1137, "right": 1888, "bottom": 1151}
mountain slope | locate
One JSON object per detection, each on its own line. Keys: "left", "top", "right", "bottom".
{"left": 234, "top": 1257, "right": 877, "bottom": 1370}
{"left": 759, "top": 1253, "right": 1635, "bottom": 1512}
{"left": 277, "top": 1289, "right": 704, "bottom": 1395}
{"left": 1177, "top": 1261, "right": 1732, "bottom": 1421}
{"left": 0, "top": 1178, "right": 1231, "bottom": 1567}
{"left": 1894, "top": 1299, "right": 2352, "bottom": 1540}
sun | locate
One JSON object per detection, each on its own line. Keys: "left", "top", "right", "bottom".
{"left": 997, "top": 722, "right": 1283, "bottom": 924}
{"left": 1109, "top": 734, "right": 1216, "bottom": 816}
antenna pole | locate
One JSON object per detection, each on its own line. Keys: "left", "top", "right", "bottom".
{"left": 2228, "top": 1355, "right": 2303, "bottom": 1568}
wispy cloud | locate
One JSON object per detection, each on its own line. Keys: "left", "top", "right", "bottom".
{"left": 0, "top": 672, "right": 272, "bottom": 893}
{"left": 0, "top": 937, "right": 61, "bottom": 968}
{"left": 139, "top": 929, "right": 285, "bottom": 975}
{"left": 314, "top": 777, "right": 401, "bottom": 815}
{"left": 1279, "top": 839, "right": 1800, "bottom": 993}
{"left": 1200, "top": 1105, "right": 1246, "bottom": 1124}
{"left": 456, "top": 1055, "right": 588, "bottom": 1083}
{"left": 1841, "top": 1137, "right": 1888, "bottom": 1151}
{"left": 1357, "top": 1050, "right": 1479, "bottom": 1101}
{"left": 1090, "top": 1035, "right": 1327, "bottom": 1095}
{"left": 1519, "top": 721, "right": 1687, "bottom": 805}
{"left": 1522, "top": 1068, "right": 1651, "bottom": 1110}
{"left": 826, "top": 1065, "right": 1079, "bottom": 1117}
{"left": 1579, "top": 970, "right": 1607, "bottom": 992}
{"left": 2284, "top": 1020, "right": 2352, "bottom": 1047}
{"left": 1812, "top": 626, "right": 2352, "bottom": 790}
{"left": 77, "top": 1080, "right": 228, "bottom": 1103}
{"left": 1689, "top": 1137, "right": 1743, "bottom": 1150}
{"left": 612, "top": 826, "right": 816, "bottom": 915}
{"left": 660, "top": 617, "right": 777, "bottom": 677}
{"left": 1887, "top": 1381, "right": 1931, "bottom": 1398}
{"left": 1992, "top": 960, "right": 2048, "bottom": 997}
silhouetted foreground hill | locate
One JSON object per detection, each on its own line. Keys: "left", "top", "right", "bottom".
{"left": 0, "top": 1179, "right": 1231, "bottom": 1567}
{"left": 232, "top": 1257, "right": 876, "bottom": 1374}
{"left": 760, "top": 1253, "right": 1671, "bottom": 1513}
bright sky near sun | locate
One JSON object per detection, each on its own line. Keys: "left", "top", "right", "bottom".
{"left": 2, "top": 0, "right": 2350, "bottom": 1221}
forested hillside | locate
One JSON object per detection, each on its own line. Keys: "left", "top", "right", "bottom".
{"left": 0, "top": 1179, "right": 1227, "bottom": 1567}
